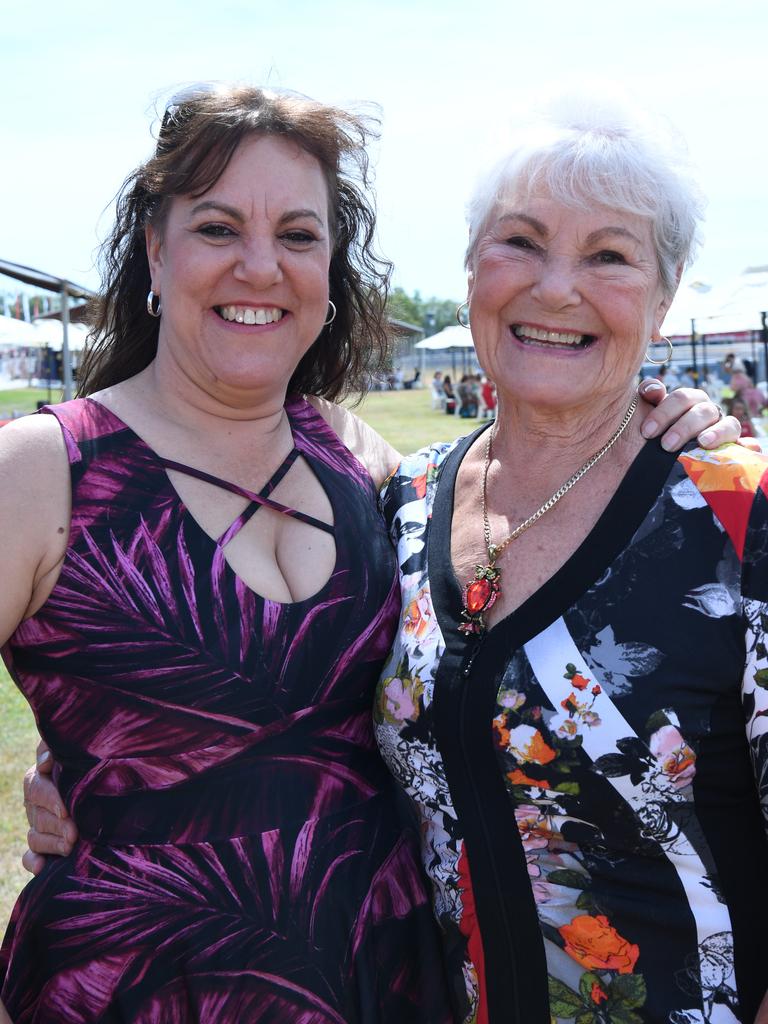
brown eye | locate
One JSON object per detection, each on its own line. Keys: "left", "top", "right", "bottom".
{"left": 506, "top": 235, "right": 537, "bottom": 250}
{"left": 593, "top": 250, "right": 626, "bottom": 264}
{"left": 198, "top": 224, "right": 236, "bottom": 238}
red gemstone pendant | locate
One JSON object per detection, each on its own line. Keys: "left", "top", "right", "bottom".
{"left": 459, "top": 562, "right": 501, "bottom": 635}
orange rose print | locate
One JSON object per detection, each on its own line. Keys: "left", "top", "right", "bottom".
{"left": 508, "top": 723, "right": 557, "bottom": 765}
{"left": 507, "top": 768, "right": 551, "bottom": 789}
{"left": 411, "top": 472, "right": 428, "bottom": 499}
{"left": 493, "top": 714, "right": 511, "bottom": 748}
{"left": 559, "top": 914, "right": 639, "bottom": 975}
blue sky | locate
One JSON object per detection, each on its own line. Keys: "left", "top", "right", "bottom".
{"left": 2, "top": 0, "right": 766, "bottom": 307}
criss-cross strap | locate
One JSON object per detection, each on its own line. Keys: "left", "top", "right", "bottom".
{"left": 159, "top": 448, "right": 335, "bottom": 548}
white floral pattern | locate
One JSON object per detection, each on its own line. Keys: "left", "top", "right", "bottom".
{"left": 376, "top": 440, "right": 768, "bottom": 1024}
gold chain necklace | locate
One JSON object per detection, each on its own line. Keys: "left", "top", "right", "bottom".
{"left": 459, "top": 394, "right": 639, "bottom": 636}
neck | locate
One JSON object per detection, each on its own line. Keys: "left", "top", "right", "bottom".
{"left": 127, "top": 352, "right": 291, "bottom": 444}
{"left": 489, "top": 386, "right": 646, "bottom": 479}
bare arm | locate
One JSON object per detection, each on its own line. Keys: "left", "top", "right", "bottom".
{"left": 0, "top": 415, "right": 72, "bottom": 873}
{"left": 0, "top": 415, "right": 70, "bottom": 643}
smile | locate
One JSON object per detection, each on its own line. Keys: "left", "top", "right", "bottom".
{"left": 511, "top": 324, "right": 595, "bottom": 349}
{"left": 215, "top": 305, "right": 284, "bottom": 325}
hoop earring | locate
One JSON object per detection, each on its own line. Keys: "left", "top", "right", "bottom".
{"left": 456, "top": 301, "right": 470, "bottom": 328}
{"left": 323, "top": 301, "right": 337, "bottom": 327}
{"left": 146, "top": 290, "right": 162, "bottom": 318}
{"left": 645, "top": 335, "right": 673, "bottom": 364}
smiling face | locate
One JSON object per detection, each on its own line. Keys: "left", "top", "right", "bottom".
{"left": 467, "top": 193, "right": 674, "bottom": 416}
{"left": 146, "top": 134, "right": 332, "bottom": 406}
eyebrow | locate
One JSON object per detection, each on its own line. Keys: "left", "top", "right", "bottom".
{"left": 496, "top": 213, "right": 548, "bottom": 235}
{"left": 496, "top": 213, "right": 642, "bottom": 247}
{"left": 189, "top": 200, "right": 325, "bottom": 227}
{"left": 584, "top": 226, "right": 643, "bottom": 246}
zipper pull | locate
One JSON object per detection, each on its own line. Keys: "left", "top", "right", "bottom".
{"left": 462, "top": 635, "right": 485, "bottom": 678}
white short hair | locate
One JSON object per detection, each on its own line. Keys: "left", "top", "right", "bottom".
{"left": 465, "top": 95, "right": 706, "bottom": 297}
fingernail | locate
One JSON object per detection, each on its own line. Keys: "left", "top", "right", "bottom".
{"left": 662, "top": 431, "right": 680, "bottom": 451}
{"left": 698, "top": 429, "right": 715, "bottom": 446}
{"left": 37, "top": 750, "right": 51, "bottom": 767}
{"left": 641, "top": 380, "right": 664, "bottom": 393}
{"left": 641, "top": 419, "right": 658, "bottom": 438}
{"left": 58, "top": 839, "right": 69, "bottom": 855}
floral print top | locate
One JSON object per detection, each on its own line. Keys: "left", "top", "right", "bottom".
{"left": 374, "top": 430, "right": 768, "bottom": 1024}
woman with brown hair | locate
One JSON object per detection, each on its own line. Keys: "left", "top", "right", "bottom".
{"left": 0, "top": 85, "right": 453, "bottom": 1023}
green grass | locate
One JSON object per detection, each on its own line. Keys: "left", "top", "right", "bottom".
{"left": 0, "top": 387, "right": 63, "bottom": 420}
{"left": 0, "top": 387, "right": 477, "bottom": 937}
{"left": 0, "top": 666, "right": 38, "bottom": 935}
{"left": 352, "top": 387, "right": 477, "bottom": 452}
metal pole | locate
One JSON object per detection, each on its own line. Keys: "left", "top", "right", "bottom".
{"left": 761, "top": 312, "right": 768, "bottom": 385}
{"left": 61, "top": 284, "right": 73, "bottom": 401}
{"left": 690, "top": 318, "right": 698, "bottom": 382}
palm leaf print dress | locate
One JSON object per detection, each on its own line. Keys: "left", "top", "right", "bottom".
{"left": 0, "top": 396, "right": 452, "bottom": 1023}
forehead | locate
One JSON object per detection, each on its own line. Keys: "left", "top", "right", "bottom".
{"left": 490, "top": 190, "right": 653, "bottom": 244}
{"left": 178, "top": 134, "right": 330, "bottom": 222}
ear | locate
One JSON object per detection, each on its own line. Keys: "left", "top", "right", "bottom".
{"left": 145, "top": 223, "right": 164, "bottom": 291}
{"left": 652, "top": 266, "right": 683, "bottom": 340}
{"left": 466, "top": 269, "right": 475, "bottom": 301}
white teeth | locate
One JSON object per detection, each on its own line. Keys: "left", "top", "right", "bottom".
{"left": 218, "top": 305, "right": 283, "bottom": 324}
{"left": 513, "top": 324, "right": 587, "bottom": 345}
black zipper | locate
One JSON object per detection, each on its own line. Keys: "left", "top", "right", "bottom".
{"left": 457, "top": 634, "right": 524, "bottom": 1022}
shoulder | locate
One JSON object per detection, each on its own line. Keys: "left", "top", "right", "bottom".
{"left": 380, "top": 436, "right": 464, "bottom": 528}
{"left": 305, "top": 395, "right": 400, "bottom": 489}
{"left": 0, "top": 409, "right": 70, "bottom": 474}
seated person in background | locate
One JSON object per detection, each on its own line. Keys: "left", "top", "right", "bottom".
{"left": 480, "top": 375, "right": 497, "bottom": 419}
{"left": 730, "top": 366, "right": 767, "bottom": 418}
{"left": 726, "top": 395, "right": 758, "bottom": 437}
{"left": 442, "top": 373, "right": 456, "bottom": 414}
{"left": 431, "top": 370, "right": 446, "bottom": 409}
{"left": 457, "top": 374, "right": 478, "bottom": 418}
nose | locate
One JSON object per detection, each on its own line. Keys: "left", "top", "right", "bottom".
{"left": 232, "top": 236, "right": 283, "bottom": 288}
{"left": 530, "top": 255, "right": 581, "bottom": 310}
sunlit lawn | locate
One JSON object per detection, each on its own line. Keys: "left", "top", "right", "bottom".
{"left": 0, "top": 387, "right": 62, "bottom": 420}
{"left": 352, "top": 386, "right": 476, "bottom": 452}
{"left": 0, "top": 386, "right": 480, "bottom": 935}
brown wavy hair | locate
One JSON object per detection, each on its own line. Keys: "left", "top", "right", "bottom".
{"left": 78, "top": 85, "right": 392, "bottom": 401}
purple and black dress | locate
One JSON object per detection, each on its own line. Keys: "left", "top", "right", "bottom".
{"left": 0, "top": 396, "right": 451, "bottom": 1023}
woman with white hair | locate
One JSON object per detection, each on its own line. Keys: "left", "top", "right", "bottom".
{"left": 374, "top": 101, "right": 768, "bottom": 1023}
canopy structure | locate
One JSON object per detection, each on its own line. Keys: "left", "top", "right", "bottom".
{"left": 415, "top": 324, "right": 475, "bottom": 350}
{"left": 0, "top": 314, "right": 40, "bottom": 346}
{"left": 660, "top": 267, "right": 768, "bottom": 380}
{"left": 0, "top": 259, "right": 96, "bottom": 400}
{"left": 665, "top": 267, "right": 768, "bottom": 338}
{"left": 30, "top": 320, "right": 91, "bottom": 351}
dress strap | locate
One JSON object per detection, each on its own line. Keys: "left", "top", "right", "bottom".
{"left": 159, "top": 448, "right": 335, "bottom": 546}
